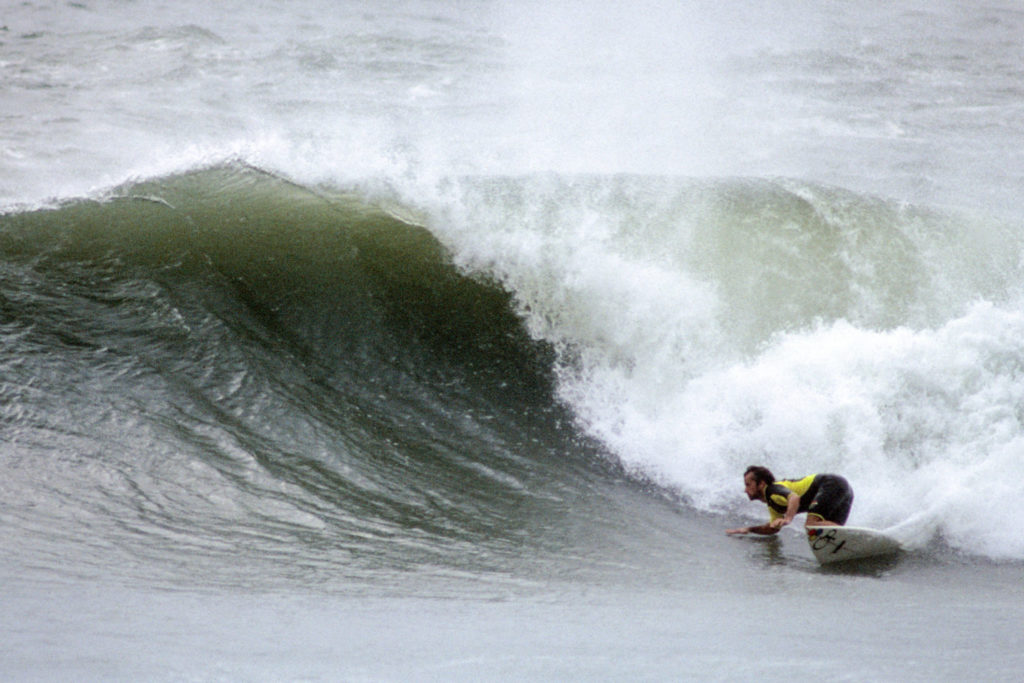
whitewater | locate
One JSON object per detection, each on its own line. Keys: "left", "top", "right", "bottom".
{"left": 3, "top": 0, "right": 1024, "bottom": 680}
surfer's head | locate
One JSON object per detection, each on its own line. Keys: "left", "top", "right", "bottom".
{"left": 743, "top": 465, "right": 775, "bottom": 500}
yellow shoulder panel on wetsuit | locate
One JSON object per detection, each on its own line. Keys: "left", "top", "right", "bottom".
{"left": 777, "top": 474, "right": 817, "bottom": 497}
{"left": 766, "top": 493, "right": 790, "bottom": 520}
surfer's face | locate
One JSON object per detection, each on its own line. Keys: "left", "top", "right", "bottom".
{"left": 743, "top": 473, "right": 764, "bottom": 501}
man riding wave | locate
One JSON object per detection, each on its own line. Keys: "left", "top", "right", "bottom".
{"left": 725, "top": 465, "right": 853, "bottom": 536}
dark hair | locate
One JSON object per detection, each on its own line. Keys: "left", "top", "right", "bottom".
{"left": 744, "top": 465, "right": 775, "bottom": 485}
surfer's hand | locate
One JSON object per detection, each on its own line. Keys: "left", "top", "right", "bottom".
{"left": 770, "top": 517, "right": 790, "bottom": 530}
{"left": 725, "top": 527, "right": 749, "bottom": 535}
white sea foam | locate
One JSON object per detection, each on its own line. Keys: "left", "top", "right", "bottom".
{"left": 427, "top": 171, "right": 1024, "bottom": 560}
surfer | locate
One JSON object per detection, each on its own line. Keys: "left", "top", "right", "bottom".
{"left": 725, "top": 466, "right": 853, "bottom": 536}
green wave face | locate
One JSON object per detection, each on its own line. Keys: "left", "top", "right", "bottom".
{"left": 0, "top": 165, "right": 629, "bottom": 587}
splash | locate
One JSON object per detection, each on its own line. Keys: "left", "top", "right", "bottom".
{"left": 426, "top": 173, "right": 1024, "bottom": 559}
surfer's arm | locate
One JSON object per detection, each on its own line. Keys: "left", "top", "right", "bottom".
{"left": 769, "top": 493, "right": 801, "bottom": 530}
{"left": 726, "top": 523, "right": 780, "bottom": 535}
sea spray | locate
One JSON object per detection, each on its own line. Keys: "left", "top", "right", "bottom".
{"left": 426, "top": 173, "right": 1024, "bottom": 557}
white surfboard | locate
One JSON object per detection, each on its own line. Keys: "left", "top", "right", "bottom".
{"left": 806, "top": 526, "right": 902, "bottom": 564}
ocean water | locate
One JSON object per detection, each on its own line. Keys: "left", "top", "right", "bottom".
{"left": 3, "top": 1, "right": 1024, "bottom": 680}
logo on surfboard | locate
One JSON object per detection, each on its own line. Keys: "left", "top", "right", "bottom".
{"left": 808, "top": 528, "right": 845, "bottom": 554}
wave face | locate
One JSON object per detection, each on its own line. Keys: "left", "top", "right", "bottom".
{"left": 0, "top": 166, "right": 637, "bottom": 588}
{"left": 3, "top": 165, "right": 1024, "bottom": 577}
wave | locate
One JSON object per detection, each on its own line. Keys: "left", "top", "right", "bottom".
{"left": 0, "top": 164, "right": 631, "bottom": 586}
{"left": 2, "top": 163, "right": 1023, "bottom": 578}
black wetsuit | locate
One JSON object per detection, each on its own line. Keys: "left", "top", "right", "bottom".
{"left": 763, "top": 474, "right": 853, "bottom": 525}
